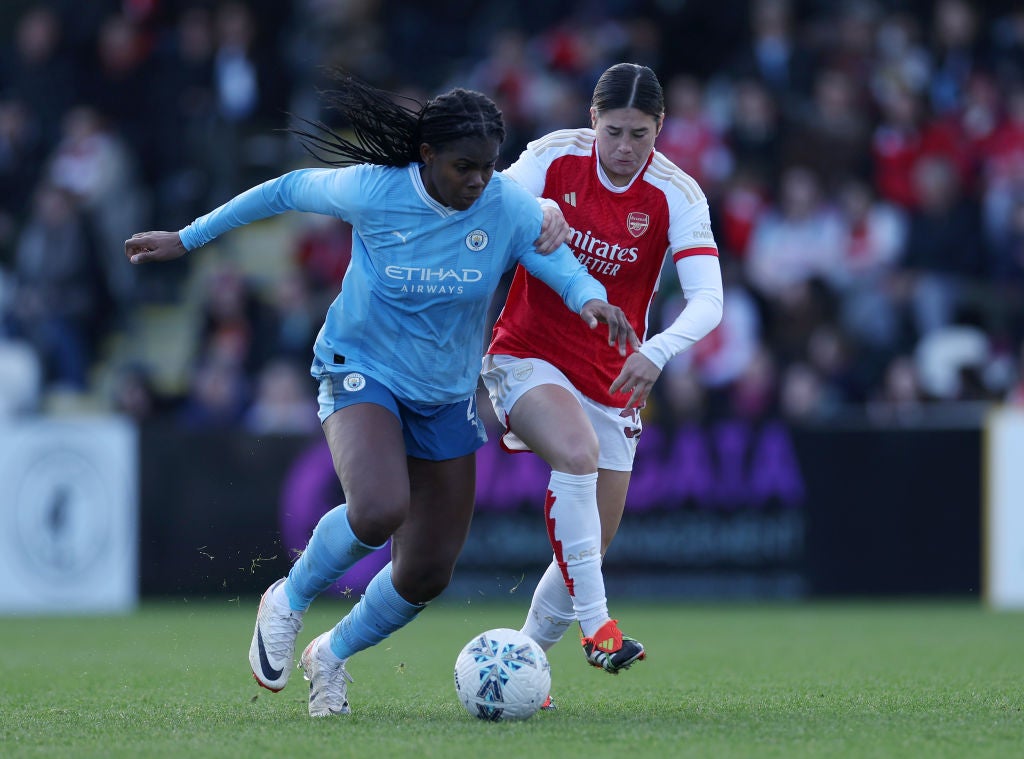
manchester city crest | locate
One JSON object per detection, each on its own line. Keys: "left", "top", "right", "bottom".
{"left": 466, "top": 229, "right": 489, "bottom": 251}
{"left": 343, "top": 373, "right": 366, "bottom": 392}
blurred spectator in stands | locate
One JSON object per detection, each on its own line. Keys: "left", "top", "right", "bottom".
{"left": 731, "top": 0, "right": 815, "bottom": 117}
{"left": 658, "top": 74, "right": 732, "bottom": 199}
{"left": 465, "top": 29, "right": 548, "bottom": 162}
{"left": 0, "top": 98, "right": 45, "bottom": 264}
{"left": 990, "top": 8, "right": 1024, "bottom": 82}
{"left": 805, "top": 322, "right": 864, "bottom": 405}
{"left": 716, "top": 167, "right": 769, "bottom": 261}
{"left": 871, "top": 84, "right": 927, "bottom": 209}
{"left": 828, "top": 177, "right": 907, "bottom": 355}
{"left": 292, "top": 213, "right": 352, "bottom": 307}
{"left": 664, "top": 257, "right": 761, "bottom": 393}
{"left": 725, "top": 342, "right": 779, "bottom": 420}
{"left": 870, "top": 10, "right": 931, "bottom": 105}
{"left": 108, "top": 361, "right": 174, "bottom": 423}
{"left": 196, "top": 263, "right": 269, "bottom": 376}
{"left": 7, "top": 183, "right": 107, "bottom": 391}
{"left": 723, "top": 77, "right": 783, "bottom": 189}
{"left": 745, "top": 165, "right": 842, "bottom": 302}
{"left": 782, "top": 67, "right": 872, "bottom": 191}
{"left": 207, "top": 1, "right": 291, "bottom": 202}
{"left": 899, "top": 154, "right": 985, "bottom": 340}
{"left": 985, "top": 193, "right": 1024, "bottom": 346}
{"left": 177, "top": 348, "right": 251, "bottom": 430}
{"left": 46, "top": 105, "right": 147, "bottom": 317}
{"left": 866, "top": 353, "right": 926, "bottom": 424}
{"left": 244, "top": 357, "right": 319, "bottom": 435}
{"left": 981, "top": 82, "right": 1024, "bottom": 275}
{"left": 79, "top": 12, "right": 157, "bottom": 183}
{"left": 0, "top": 4, "right": 75, "bottom": 149}
{"left": 260, "top": 270, "right": 320, "bottom": 370}
{"left": 778, "top": 361, "right": 835, "bottom": 423}
{"left": 654, "top": 365, "right": 706, "bottom": 427}
{"left": 816, "top": 0, "right": 878, "bottom": 87}
{"left": 928, "top": 0, "right": 982, "bottom": 117}
{"left": 135, "top": 4, "right": 218, "bottom": 300}
{"left": 0, "top": 266, "right": 42, "bottom": 415}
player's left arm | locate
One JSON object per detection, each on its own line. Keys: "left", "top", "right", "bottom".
{"left": 609, "top": 196, "right": 724, "bottom": 408}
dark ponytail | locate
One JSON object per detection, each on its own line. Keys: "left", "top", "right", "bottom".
{"left": 291, "top": 72, "right": 506, "bottom": 167}
{"left": 591, "top": 63, "right": 665, "bottom": 119}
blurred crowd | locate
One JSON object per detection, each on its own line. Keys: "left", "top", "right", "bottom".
{"left": 1, "top": 0, "right": 1023, "bottom": 430}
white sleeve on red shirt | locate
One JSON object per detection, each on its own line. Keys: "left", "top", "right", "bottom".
{"left": 638, "top": 253, "right": 723, "bottom": 370}
{"left": 503, "top": 144, "right": 548, "bottom": 196}
{"left": 504, "top": 144, "right": 561, "bottom": 213}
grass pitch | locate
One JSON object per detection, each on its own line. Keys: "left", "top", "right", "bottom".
{"left": 1, "top": 599, "right": 1021, "bottom": 758}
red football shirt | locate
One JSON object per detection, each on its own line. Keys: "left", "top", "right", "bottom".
{"left": 489, "top": 128, "right": 717, "bottom": 406}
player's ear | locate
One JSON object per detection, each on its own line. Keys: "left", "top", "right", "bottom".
{"left": 655, "top": 113, "right": 665, "bottom": 136}
{"left": 590, "top": 107, "right": 598, "bottom": 130}
{"left": 419, "top": 142, "right": 434, "bottom": 165}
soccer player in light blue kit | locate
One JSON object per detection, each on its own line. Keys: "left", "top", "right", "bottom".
{"left": 124, "top": 76, "right": 638, "bottom": 718}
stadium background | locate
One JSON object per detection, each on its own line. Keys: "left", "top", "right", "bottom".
{"left": 0, "top": 0, "right": 1022, "bottom": 610}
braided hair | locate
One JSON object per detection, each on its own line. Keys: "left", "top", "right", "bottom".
{"left": 291, "top": 72, "right": 507, "bottom": 167}
{"left": 591, "top": 63, "right": 665, "bottom": 119}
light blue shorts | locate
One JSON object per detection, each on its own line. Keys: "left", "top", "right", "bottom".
{"left": 311, "top": 358, "right": 487, "bottom": 461}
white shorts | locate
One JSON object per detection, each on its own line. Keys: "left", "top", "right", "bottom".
{"left": 480, "top": 354, "right": 642, "bottom": 472}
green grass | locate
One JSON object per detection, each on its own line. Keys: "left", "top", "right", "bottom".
{"left": 1, "top": 600, "right": 1022, "bottom": 758}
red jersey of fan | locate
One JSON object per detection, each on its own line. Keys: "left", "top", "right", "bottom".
{"left": 488, "top": 128, "right": 717, "bottom": 407}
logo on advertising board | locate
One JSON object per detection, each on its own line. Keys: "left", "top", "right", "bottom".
{"left": 0, "top": 419, "right": 137, "bottom": 612}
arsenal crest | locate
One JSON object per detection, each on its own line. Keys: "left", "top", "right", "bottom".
{"left": 627, "top": 211, "right": 650, "bottom": 237}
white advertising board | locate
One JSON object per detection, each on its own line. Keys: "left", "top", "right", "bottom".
{"left": 0, "top": 417, "right": 137, "bottom": 613}
{"left": 985, "top": 407, "right": 1024, "bottom": 609}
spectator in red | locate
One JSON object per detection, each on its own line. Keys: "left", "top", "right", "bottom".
{"left": 658, "top": 74, "right": 731, "bottom": 197}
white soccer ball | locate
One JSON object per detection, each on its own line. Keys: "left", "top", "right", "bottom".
{"left": 453, "top": 627, "right": 551, "bottom": 721}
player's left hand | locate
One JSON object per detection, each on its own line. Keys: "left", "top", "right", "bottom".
{"left": 534, "top": 203, "right": 570, "bottom": 254}
{"left": 609, "top": 352, "right": 661, "bottom": 409}
{"left": 579, "top": 300, "right": 640, "bottom": 356}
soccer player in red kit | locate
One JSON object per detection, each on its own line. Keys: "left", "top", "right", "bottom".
{"left": 482, "top": 63, "right": 724, "bottom": 698}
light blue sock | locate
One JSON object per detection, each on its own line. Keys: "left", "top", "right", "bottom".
{"left": 284, "top": 504, "right": 383, "bottom": 611}
{"left": 328, "top": 562, "right": 425, "bottom": 660}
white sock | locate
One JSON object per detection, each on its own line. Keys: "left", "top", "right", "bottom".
{"left": 521, "top": 560, "right": 575, "bottom": 651}
{"left": 543, "top": 470, "right": 608, "bottom": 638}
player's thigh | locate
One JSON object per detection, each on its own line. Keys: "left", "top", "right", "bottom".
{"left": 482, "top": 354, "right": 598, "bottom": 471}
{"left": 391, "top": 453, "right": 476, "bottom": 601}
{"left": 322, "top": 403, "right": 409, "bottom": 508}
{"left": 597, "top": 468, "right": 631, "bottom": 552}
{"left": 510, "top": 384, "right": 598, "bottom": 472}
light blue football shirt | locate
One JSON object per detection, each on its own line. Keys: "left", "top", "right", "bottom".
{"left": 179, "top": 165, "right": 606, "bottom": 404}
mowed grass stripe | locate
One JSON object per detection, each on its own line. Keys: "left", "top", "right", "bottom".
{"left": 1, "top": 601, "right": 1021, "bottom": 758}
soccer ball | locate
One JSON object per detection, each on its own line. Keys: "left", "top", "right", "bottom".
{"left": 454, "top": 628, "right": 551, "bottom": 721}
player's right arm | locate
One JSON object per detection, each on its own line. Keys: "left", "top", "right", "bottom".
{"left": 125, "top": 168, "right": 358, "bottom": 263}
{"left": 504, "top": 134, "right": 566, "bottom": 254}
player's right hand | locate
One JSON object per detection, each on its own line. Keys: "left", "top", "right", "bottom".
{"left": 125, "top": 231, "right": 188, "bottom": 264}
{"left": 579, "top": 299, "right": 640, "bottom": 356}
{"left": 533, "top": 203, "right": 570, "bottom": 254}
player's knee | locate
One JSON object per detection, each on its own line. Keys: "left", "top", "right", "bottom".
{"left": 556, "top": 440, "right": 599, "bottom": 475}
{"left": 393, "top": 562, "right": 453, "bottom": 604}
{"left": 346, "top": 492, "right": 409, "bottom": 546}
